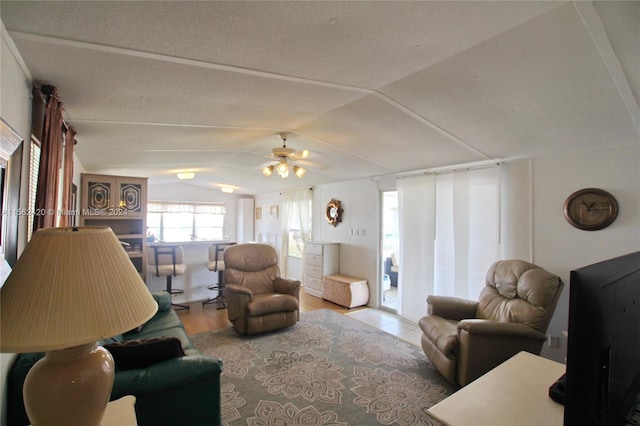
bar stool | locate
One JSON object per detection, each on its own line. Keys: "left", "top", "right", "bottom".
{"left": 203, "top": 242, "right": 235, "bottom": 309}
{"left": 148, "top": 245, "right": 189, "bottom": 311}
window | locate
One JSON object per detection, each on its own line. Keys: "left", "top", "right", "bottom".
{"left": 281, "top": 189, "right": 312, "bottom": 259}
{"left": 147, "top": 201, "right": 226, "bottom": 242}
{"left": 27, "top": 139, "right": 41, "bottom": 241}
{"left": 287, "top": 213, "right": 304, "bottom": 258}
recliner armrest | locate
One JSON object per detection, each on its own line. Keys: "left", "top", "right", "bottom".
{"left": 225, "top": 283, "right": 253, "bottom": 298}
{"left": 458, "top": 319, "right": 547, "bottom": 341}
{"left": 274, "top": 277, "right": 301, "bottom": 295}
{"left": 456, "top": 320, "right": 548, "bottom": 386}
{"left": 224, "top": 283, "right": 252, "bottom": 325}
{"left": 427, "top": 295, "right": 478, "bottom": 320}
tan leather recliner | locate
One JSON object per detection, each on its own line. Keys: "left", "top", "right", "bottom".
{"left": 419, "top": 259, "right": 563, "bottom": 386}
{"left": 224, "top": 243, "right": 300, "bottom": 335}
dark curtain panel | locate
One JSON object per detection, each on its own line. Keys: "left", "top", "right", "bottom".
{"left": 34, "top": 85, "right": 64, "bottom": 231}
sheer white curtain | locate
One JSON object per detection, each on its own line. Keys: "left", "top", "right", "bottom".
{"left": 398, "top": 166, "right": 502, "bottom": 323}
{"left": 280, "top": 188, "right": 313, "bottom": 276}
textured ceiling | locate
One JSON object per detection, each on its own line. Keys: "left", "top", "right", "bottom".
{"left": 1, "top": 1, "right": 638, "bottom": 195}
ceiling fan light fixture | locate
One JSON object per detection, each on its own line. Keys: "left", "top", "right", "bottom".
{"left": 292, "top": 165, "right": 306, "bottom": 178}
{"left": 262, "top": 133, "right": 310, "bottom": 180}
{"left": 276, "top": 162, "right": 290, "bottom": 179}
{"left": 262, "top": 165, "right": 275, "bottom": 177}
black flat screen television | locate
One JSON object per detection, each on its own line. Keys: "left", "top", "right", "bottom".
{"left": 564, "top": 251, "right": 640, "bottom": 425}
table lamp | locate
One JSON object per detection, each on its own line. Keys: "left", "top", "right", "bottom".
{"left": 0, "top": 227, "right": 158, "bottom": 426}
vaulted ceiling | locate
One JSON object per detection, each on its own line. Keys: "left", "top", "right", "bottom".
{"left": 2, "top": 1, "right": 638, "bottom": 194}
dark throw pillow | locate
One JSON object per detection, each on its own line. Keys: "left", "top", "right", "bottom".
{"left": 104, "top": 337, "right": 185, "bottom": 370}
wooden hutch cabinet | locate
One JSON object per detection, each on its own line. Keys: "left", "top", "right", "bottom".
{"left": 80, "top": 173, "right": 148, "bottom": 279}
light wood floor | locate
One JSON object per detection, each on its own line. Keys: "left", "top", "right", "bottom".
{"left": 177, "top": 289, "right": 367, "bottom": 335}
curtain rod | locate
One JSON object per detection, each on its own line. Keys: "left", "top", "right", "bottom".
{"left": 371, "top": 161, "right": 505, "bottom": 181}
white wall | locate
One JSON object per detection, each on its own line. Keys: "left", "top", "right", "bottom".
{"left": 499, "top": 145, "right": 640, "bottom": 361}
{"left": 254, "top": 191, "right": 281, "bottom": 247}
{"left": 525, "top": 144, "right": 640, "bottom": 361}
{"left": 312, "top": 179, "right": 381, "bottom": 308}
{"left": 236, "top": 198, "right": 255, "bottom": 244}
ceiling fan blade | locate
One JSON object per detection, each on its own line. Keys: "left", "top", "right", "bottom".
{"left": 290, "top": 149, "right": 310, "bottom": 160}
{"left": 295, "top": 159, "right": 327, "bottom": 171}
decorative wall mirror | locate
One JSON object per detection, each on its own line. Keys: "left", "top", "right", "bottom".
{"left": 325, "top": 199, "right": 343, "bottom": 227}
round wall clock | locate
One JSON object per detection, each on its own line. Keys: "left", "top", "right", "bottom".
{"left": 325, "top": 199, "right": 343, "bottom": 227}
{"left": 563, "top": 188, "right": 618, "bottom": 231}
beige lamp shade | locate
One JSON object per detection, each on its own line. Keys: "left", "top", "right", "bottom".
{"left": 0, "top": 226, "right": 158, "bottom": 353}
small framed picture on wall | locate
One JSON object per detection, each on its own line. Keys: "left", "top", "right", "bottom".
{"left": 270, "top": 205, "right": 279, "bottom": 219}
{"left": 255, "top": 207, "right": 262, "bottom": 220}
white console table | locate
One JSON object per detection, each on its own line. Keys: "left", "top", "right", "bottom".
{"left": 428, "top": 351, "right": 565, "bottom": 426}
{"left": 29, "top": 396, "right": 137, "bottom": 426}
{"left": 102, "top": 395, "right": 138, "bottom": 425}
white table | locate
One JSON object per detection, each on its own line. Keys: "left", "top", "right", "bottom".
{"left": 428, "top": 351, "right": 565, "bottom": 426}
{"left": 29, "top": 396, "right": 137, "bottom": 426}
{"left": 102, "top": 395, "right": 137, "bottom": 425}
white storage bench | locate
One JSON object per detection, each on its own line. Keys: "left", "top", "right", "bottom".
{"left": 321, "top": 274, "right": 369, "bottom": 308}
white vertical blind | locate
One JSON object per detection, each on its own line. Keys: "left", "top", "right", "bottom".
{"left": 398, "top": 166, "right": 503, "bottom": 323}
{"left": 398, "top": 174, "right": 436, "bottom": 322}
{"left": 434, "top": 167, "right": 501, "bottom": 299}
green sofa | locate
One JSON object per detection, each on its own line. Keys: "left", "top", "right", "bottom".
{"left": 6, "top": 292, "right": 223, "bottom": 426}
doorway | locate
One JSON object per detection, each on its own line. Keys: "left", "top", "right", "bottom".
{"left": 381, "top": 191, "right": 399, "bottom": 312}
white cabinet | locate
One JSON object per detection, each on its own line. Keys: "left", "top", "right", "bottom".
{"left": 303, "top": 242, "right": 339, "bottom": 297}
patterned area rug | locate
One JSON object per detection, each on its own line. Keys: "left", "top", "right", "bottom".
{"left": 190, "top": 309, "right": 458, "bottom": 425}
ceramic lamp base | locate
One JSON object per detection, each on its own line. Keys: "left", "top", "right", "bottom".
{"left": 24, "top": 342, "right": 114, "bottom": 426}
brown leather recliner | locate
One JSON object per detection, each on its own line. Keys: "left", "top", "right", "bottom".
{"left": 419, "top": 259, "right": 563, "bottom": 386}
{"left": 224, "top": 243, "right": 300, "bottom": 335}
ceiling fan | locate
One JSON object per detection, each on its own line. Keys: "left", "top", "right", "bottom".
{"left": 261, "top": 133, "right": 309, "bottom": 179}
